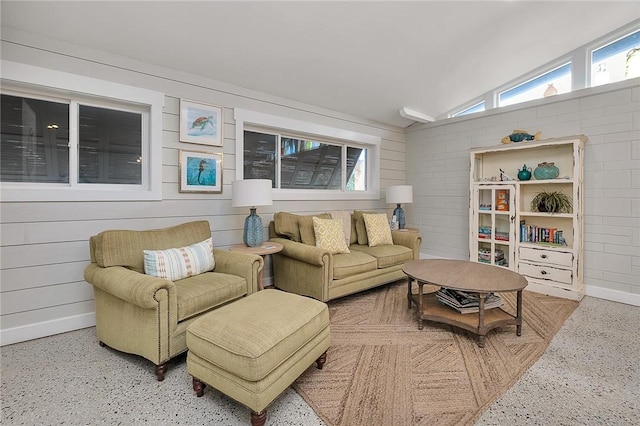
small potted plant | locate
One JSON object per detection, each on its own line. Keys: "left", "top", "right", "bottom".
{"left": 530, "top": 190, "right": 573, "bottom": 213}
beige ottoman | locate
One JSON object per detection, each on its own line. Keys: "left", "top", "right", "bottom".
{"left": 186, "top": 289, "right": 330, "bottom": 426}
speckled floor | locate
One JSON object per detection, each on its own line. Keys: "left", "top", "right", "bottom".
{"left": 2, "top": 295, "right": 638, "bottom": 425}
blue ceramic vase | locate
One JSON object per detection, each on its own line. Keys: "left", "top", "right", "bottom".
{"left": 533, "top": 162, "right": 559, "bottom": 180}
{"left": 517, "top": 164, "right": 532, "bottom": 181}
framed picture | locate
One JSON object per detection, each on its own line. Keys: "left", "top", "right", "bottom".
{"left": 179, "top": 99, "right": 223, "bottom": 146}
{"left": 179, "top": 150, "right": 223, "bottom": 193}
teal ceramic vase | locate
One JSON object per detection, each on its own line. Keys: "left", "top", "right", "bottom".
{"left": 534, "top": 162, "right": 559, "bottom": 180}
{"left": 517, "top": 164, "right": 532, "bottom": 181}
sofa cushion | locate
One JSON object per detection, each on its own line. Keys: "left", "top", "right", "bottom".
{"left": 353, "top": 210, "right": 378, "bottom": 245}
{"left": 332, "top": 251, "right": 377, "bottom": 280}
{"left": 274, "top": 212, "right": 330, "bottom": 244}
{"left": 144, "top": 238, "right": 215, "bottom": 281}
{"left": 93, "top": 221, "right": 212, "bottom": 273}
{"left": 175, "top": 272, "right": 247, "bottom": 321}
{"left": 328, "top": 210, "right": 353, "bottom": 247}
{"left": 186, "top": 289, "right": 329, "bottom": 382}
{"left": 349, "top": 244, "right": 414, "bottom": 268}
{"left": 362, "top": 213, "right": 393, "bottom": 247}
{"left": 299, "top": 214, "right": 331, "bottom": 246}
{"left": 313, "top": 217, "right": 350, "bottom": 254}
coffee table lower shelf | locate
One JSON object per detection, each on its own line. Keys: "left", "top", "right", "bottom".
{"left": 410, "top": 292, "right": 522, "bottom": 347}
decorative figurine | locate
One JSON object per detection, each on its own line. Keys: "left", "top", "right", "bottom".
{"left": 501, "top": 130, "right": 541, "bottom": 144}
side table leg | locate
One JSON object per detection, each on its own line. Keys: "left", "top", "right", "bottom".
{"left": 418, "top": 282, "right": 424, "bottom": 330}
{"left": 407, "top": 278, "right": 412, "bottom": 309}
{"left": 477, "top": 293, "right": 486, "bottom": 348}
{"left": 516, "top": 290, "right": 523, "bottom": 336}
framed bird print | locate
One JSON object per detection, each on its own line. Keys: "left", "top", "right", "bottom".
{"left": 178, "top": 150, "right": 223, "bottom": 193}
{"left": 179, "top": 99, "right": 223, "bottom": 146}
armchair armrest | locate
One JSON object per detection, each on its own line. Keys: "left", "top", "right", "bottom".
{"left": 212, "top": 249, "right": 263, "bottom": 294}
{"left": 84, "top": 263, "right": 175, "bottom": 309}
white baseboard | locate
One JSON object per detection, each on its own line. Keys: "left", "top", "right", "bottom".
{"left": 585, "top": 285, "right": 640, "bottom": 307}
{"left": 0, "top": 312, "right": 96, "bottom": 347}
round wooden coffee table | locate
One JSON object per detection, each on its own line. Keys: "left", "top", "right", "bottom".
{"left": 403, "top": 259, "right": 528, "bottom": 347}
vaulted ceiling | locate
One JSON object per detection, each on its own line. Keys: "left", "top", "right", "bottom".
{"left": 2, "top": 1, "right": 639, "bottom": 127}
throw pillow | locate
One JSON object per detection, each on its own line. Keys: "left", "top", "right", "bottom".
{"left": 353, "top": 210, "right": 378, "bottom": 245}
{"left": 143, "top": 237, "right": 215, "bottom": 281}
{"left": 362, "top": 213, "right": 394, "bottom": 247}
{"left": 328, "top": 210, "right": 352, "bottom": 248}
{"left": 312, "top": 217, "right": 351, "bottom": 254}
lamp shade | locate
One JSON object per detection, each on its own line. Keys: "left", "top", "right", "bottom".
{"left": 231, "top": 179, "right": 273, "bottom": 208}
{"left": 386, "top": 185, "right": 413, "bottom": 204}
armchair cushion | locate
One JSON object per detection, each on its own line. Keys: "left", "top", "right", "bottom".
{"left": 144, "top": 238, "right": 215, "bottom": 281}
{"left": 175, "top": 272, "right": 247, "bottom": 321}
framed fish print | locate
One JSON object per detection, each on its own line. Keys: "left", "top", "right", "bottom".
{"left": 178, "top": 150, "right": 223, "bottom": 193}
{"left": 179, "top": 99, "right": 223, "bottom": 146}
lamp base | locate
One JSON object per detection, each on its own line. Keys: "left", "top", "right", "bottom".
{"left": 243, "top": 208, "right": 264, "bottom": 247}
{"left": 393, "top": 204, "right": 406, "bottom": 229}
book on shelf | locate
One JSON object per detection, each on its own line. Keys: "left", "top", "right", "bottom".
{"left": 435, "top": 288, "right": 504, "bottom": 314}
{"left": 519, "top": 221, "right": 566, "bottom": 246}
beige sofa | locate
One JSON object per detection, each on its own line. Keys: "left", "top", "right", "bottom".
{"left": 84, "top": 221, "right": 263, "bottom": 380}
{"left": 268, "top": 211, "right": 421, "bottom": 302}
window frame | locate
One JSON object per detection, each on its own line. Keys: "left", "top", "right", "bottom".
{"left": 234, "top": 108, "right": 380, "bottom": 201}
{"left": 0, "top": 60, "right": 164, "bottom": 202}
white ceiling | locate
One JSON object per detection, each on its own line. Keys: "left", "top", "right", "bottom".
{"left": 2, "top": 1, "right": 639, "bottom": 128}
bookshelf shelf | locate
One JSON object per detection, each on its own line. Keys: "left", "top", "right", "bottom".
{"left": 469, "top": 136, "right": 585, "bottom": 301}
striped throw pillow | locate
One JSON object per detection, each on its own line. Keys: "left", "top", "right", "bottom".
{"left": 143, "top": 238, "right": 215, "bottom": 281}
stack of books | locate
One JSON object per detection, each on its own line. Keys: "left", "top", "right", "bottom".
{"left": 436, "top": 288, "right": 504, "bottom": 314}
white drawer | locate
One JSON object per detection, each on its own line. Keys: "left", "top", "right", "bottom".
{"left": 518, "top": 261, "right": 573, "bottom": 285}
{"left": 519, "top": 247, "right": 573, "bottom": 267}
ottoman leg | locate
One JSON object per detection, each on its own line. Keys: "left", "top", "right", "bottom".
{"left": 251, "top": 410, "right": 267, "bottom": 426}
{"left": 316, "top": 351, "right": 327, "bottom": 370}
{"left": 192, "top": 377, "right": 206, "bottom": 397}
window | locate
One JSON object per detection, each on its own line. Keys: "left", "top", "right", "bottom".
{"left": 1, "top": 94, "right": 144, "bottom": 185}
{"left": 452, "top": 101, "right": 486, "bottom": 118}
{"left": 235, "top": 108, "right": 380, "bottom": 201}
{"left": 499, "top": 63, "right": 571, "bottom": 107}
{"left": 243, "top": 130, "right": 367, "bottom": 191}
{"left": 1, "top": 61, "right": 163, "bottom": 201}
{"left": 591, "top": 29, "right": 640, "bottom": 87}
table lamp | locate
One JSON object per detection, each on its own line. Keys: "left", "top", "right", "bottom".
{"left": 231, "top": 179, "right": 273, "bottom": 247}
{"left": 386, "top": 185, "right": 413, "bottom": 229}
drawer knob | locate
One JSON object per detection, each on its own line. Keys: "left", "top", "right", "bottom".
{"left": 541, "top": 270, "right": 548, "bottom": 275}
{"left": 540, "top": 254, "right": 548, "bottom": 259}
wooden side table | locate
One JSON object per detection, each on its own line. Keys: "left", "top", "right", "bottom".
{"left": 229, "top": 242, "right": 283, "bottom": 290}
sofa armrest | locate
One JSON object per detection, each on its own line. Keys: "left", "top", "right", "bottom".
{"left": 84, "top": 263, "right": 175, "bottom": 309}
{"left": 212, "top": 249, "right": 263, "bottom": 294}
{"left": 391, "top": 231, "right": 422, "bottom": 260}
{"left": 270, "top": 237, "right": 331, "bottom": 266}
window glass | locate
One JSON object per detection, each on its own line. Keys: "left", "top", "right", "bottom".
{"left": 452, "top": 101, "right": 486, "bottom": 117}
{"left": 591, "top": 30, "right": 640, "bottom": 86}
{"left": 1, "top": 94, "right": 70, "bottom": 183}
{"left": 243, "top": 130, "right": 276, "bottom": 183}
{"left": 281, "top": 137, "right": 342, "bottom": 189}
{"left": 499, "top": 63, "right": 572, "bottom": 107}
{"left": 78, "top": 105, "right": 142, "bottom": 184}
{"left": 346, "top": 146, "right": 366, "bottom": 191}
{"left": 243, "top": 129, "right": 368, "bottom": 192}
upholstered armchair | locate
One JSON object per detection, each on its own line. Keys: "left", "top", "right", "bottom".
{"left": 84, "top": 221, "right": 263, "bottom": 381}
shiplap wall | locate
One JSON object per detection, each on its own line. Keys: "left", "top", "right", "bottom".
{"left": 404, "top": 79, "right": 640, "bottom": 306}
{"left": 0, "top": 28, "right": 407, "bottom": 345}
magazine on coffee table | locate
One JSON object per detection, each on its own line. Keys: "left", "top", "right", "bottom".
{"left": 436, "top": 288, "right": 503, "bottom": 314}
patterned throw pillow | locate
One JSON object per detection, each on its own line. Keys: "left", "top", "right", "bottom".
{"left": 312, "top": 217, "right": 351, "bottom": 254}
{"left": 143, "top": 238, "right": 215, "bottom": 281}
{"left": 362, "top": 213, "right": 394, "bottom": 247}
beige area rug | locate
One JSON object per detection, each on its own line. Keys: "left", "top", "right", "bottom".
{"left": 293, "top": 280, "right": 578, "bottom": 426}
